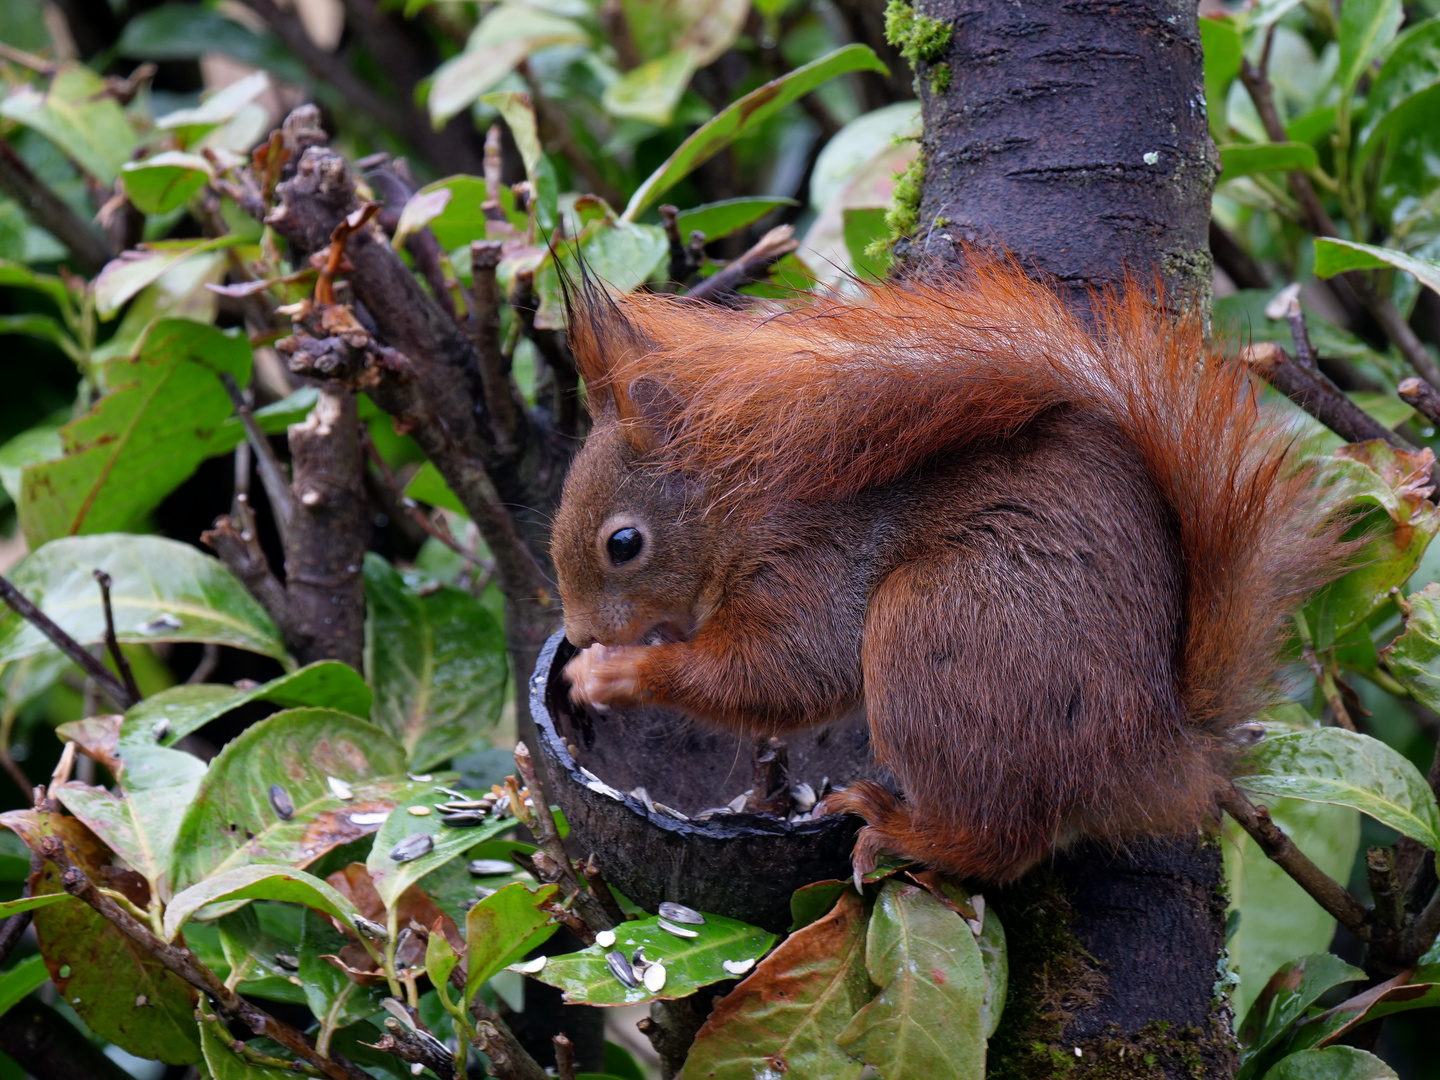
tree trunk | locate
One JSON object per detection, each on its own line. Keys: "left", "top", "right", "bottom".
{"left": 899, "top": 1, "right": 1234, "bottom": 1076}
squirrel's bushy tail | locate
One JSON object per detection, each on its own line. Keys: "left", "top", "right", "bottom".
{"left": 573, "top": 257, "right": 1349, "bottom": 741}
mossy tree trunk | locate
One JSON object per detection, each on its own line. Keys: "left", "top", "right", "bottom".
{"left": 894, "top": 1, "right": 1234, "bottom": 1077}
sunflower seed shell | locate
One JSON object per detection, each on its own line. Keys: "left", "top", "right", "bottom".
{"left": 658, "top": 902, "right": 705, "bottom": 925}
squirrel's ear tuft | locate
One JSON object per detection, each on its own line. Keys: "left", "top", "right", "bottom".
{"left": 623, "top": 374, "right": 685, "bottom": 453}
{"left": 562, "top": 259, "right": 652, "bottom": 415}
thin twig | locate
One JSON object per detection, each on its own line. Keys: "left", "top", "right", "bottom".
{"left": 220, "top": 374, "right": 293, "bottom": 538}
{"left": 364, "top": 1018, "right": 455, "bottom": 1079}
{"left": 91, "top": 571, "right": 140, "bottom": 704}
{"left": 361, "top": 433, "right": 489, "bottom": 568}
{"left": 0, "top": 747, "right": 30, "bottom": 800}
{"left": 0, "top": 574, "right": 135, "bottom": 709}
{"left": 685, "top": 226, "right": 799, "bottom": 306}
{"left": 40, "top": 837, "right": 372, "bottom": 1080}
{"left": 1411, "top": 884, "right": 1440, "bottom": 957}
{"left": 1219, "top": 785, "right": 1373, "bottom": 942}
{"left": 448, "top": 967, "right": 549, "bottom": 1080}
{"left": 1367, "top": 847, "right": 1405, "bottom": 930}
{"left": 660, "top": 205, "right": 703, "bottom": 286}
{"left": 513, "top": 742, "right": 618, "bottom": 931}
{"left": 554, "top": 1033, "right": 576, "bottom": 1080}
{"left": 1398, "top": 377, "right": 1440, "bottom": 426}
{"left": 579, "top": 853, "right": 627, "bottom": 927}
{"left": 186, "top": 643, "right": 220, "bottom": 686}
{"left": 0, "top": 137, "right": 111, "bottom": 274}
{"left": 201, "top": 1011, "right": 322, "bottom": 1077}
{"left": 1281, "top": 294, "right": 1319, "bottom": 373}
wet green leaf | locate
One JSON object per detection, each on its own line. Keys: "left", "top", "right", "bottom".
{"left": 789, "top": 879, "right": 847, "bottom": 931}
{"left": 604, "top": 48, "right": 699, "bottom": 126}
{"left": 1219, "top": 142, "right": 1319, "bottom": 181}
{"left": 0, "top": 63, "right": 137, "bottom": 184}
{"left": 674, "top": 197, "right": 797, "bottom": 243}
{"left": 32, "top": 859, "right": 202, "bottom": 1064}
{"left": 364, "top": 787, "right": 513, "bottom": 909}
{"left": 121, "top": 152, "right": 211, "bottom": 215}
{"left": 93, "top": 236, "right": 243, "bottom": 319}
{"left": 1200, "top": 15, "right": 1242, "bottom": 141}
{"left": 624, "top": 45, "right": 889, "bottom": 221}
{"left": 1260, "top": 1046, "right": 1398, "bottom": 1080}
{"left": 680, "top": 889, "right": 871, "bottom": 1080}
{"left": 163, "top": 865, "right": 358, "bottom": 941}
{"left": 1313, "top": 238, "right": 1440, "bottom": 296}
{"left": 199, "top": 1013, "right": 294, "bottom": 1078}
{"left": 842, "top": 206, "right": 890, "bottom": 279}
{"left": 121, "top": 661, "right": 372, "bottom": 749}
{"left": 1223, "top": 797, "right": 1361, "bottom": 1020}
{"left": 299, "top": 908, "right": 385, "bottom": 1035}
{"left": 1338, "top": 0, "right": 1402, "bottom": 94}
{"left": 1237, "top": 728, "right": 1440, "bottom": 850}
{"left": 364, "top": 555, "right": 507, "bottom": 771}
{"left": 155, "top": 72, "right": 270, "bottom": 138}
{"left": 1237, "top": 953, "right": 1365, "bottom": 1079}
{"left": 1380, "top": 582, "right": 1440, "bottom": 713}
{"left": 465, "top": 882, "right": 560, "bottom": 1001}
{"left": 429, "top": 7, "right": 588, "bottom": 124}
{"left": 1359, "top": 20, "right": 1440, "bottom": 157}
{"left": 0, "top": 955, "right": 49, "bottom": 1018}
{"left": 403, "top": 460, "right": 466, "bottom": 515}
{"left": 532, "top": 912, "right": 777, "bottom": 1006}
{"left": 170, "top": 709, "right": 423, "bottom": 891}
{"left": 836, "top": 880, "right": 985, "bottom": 1080}
{"left": 19, "top": 320, "right": 254, "bottom": 544}
{"left": 0, "top": 534, "right": 286, "bottom": 664}
{"left": 215, "top": 905, "right": 308, "bottom": 1005}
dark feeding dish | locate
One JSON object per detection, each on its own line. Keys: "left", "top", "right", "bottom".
{"left": 529, "top": 631, "right": 883, "bottom": 932}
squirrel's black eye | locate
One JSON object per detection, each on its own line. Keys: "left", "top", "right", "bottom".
{"left": 606, "top": 527, "right": 644, "bottom": 564}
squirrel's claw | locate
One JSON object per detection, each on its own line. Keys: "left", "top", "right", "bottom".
{"left": 565, "top": 645, "right": 650, "bottom": 710}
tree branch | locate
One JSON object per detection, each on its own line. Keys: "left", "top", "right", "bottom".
{"left": 1399, "top": 376, "right": 1440, "bottom": 426}
{"left": 39, "top": 836, "right": 372, "bottom": 1080}
{"left": 1219, "top": 785, "right": 1373, "bottom": 942}
{"left": 0, "top": 136, "right": 112, "bottom": 275}
{"left": 470, "top": 239, "right": 523, "bottom": 457}
{"left": 0, "top": 573, "right": 135, "bottom": 709}
{"left": 684, "top": 226, "right": 799, "bottom": 306}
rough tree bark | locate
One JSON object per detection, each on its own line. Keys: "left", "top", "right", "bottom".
{"left": 899, "top": 2, "right": 1233, "bottom": 1077}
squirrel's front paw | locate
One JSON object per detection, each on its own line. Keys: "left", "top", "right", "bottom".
{"left": 565, "top": 645, "right": 651, "bottom": 710}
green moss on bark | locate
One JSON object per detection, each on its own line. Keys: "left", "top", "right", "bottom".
{"left": 885, "top": 0, "right": 953, "bottom": 94}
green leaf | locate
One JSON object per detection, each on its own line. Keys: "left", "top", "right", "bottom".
{"left": 679, "top": 889, "right": 872, "bottom": 1080}
{"left": 789, "top": 879, "right": 847, "bottom": 931}
{"left": 31, "top": 858, "right": 202, "bottom": 1064}
{"left": 0, "top": 955, "right": 49, "bottom": 1018}
{"left": 428, "top": 6, "right": 588, "bottom": 124}
{"left": 0, "top": 313, "right": 78, "bottom": 359}
{"left": 413, "top": 177, "right": 493, "bottom": 252}
{"left": 0, "top": 260, "right": 75, "bottom": 317}
{"left": 94, "top": 236, "right": 243, "bottom": 320}
{"left": 1218, "top": 142, "right": 1320, "bottom": 181}
{"left": 1358, "top": 20, "right": 1440, "bottom": 158}
{"left": 0, "top": 534, "right": 287, "bottom": 665}
{"left": 533, "top": 913, "right": 777, "bottom": 1006}
{"left": 364, "top": 787, "right": 515, "bottom": 910}
{"left": 0, "top": 424, "right": 63, "bottom": 504}
{"left": 604, "top": 48, "right": 700, "bottom": 126}
{"left": 1236, "top": 729, "right": 1440, "bottom": 850}
{"left": 0, "top": 63, "right": 137, "bottom": 184}
{"left": 836, "top": 880, "right": 986, "bottom": 1080}
{"left": 116, "top": 5, "right": 307, "bottom": 83}
{"left": 624, "top": 45, "right": 889, "bottom": 221}
{"left": 169, "top": 709, "right": 416, "bottom": 891}
{"left": 673, "top": 197, "right": 798, "bottom": 243}
{"left": 19, "top": 319, "right": 252, "bottom": 544}
{"left": 1338, "top": 0, "right": 1402, "bottom": 95}
{"left": 156, "top": 71, "right": 271, "bottom": 137}
{"left": 975, "top": 902, "right": 1007, "bottom": 1039}
{"left": 199, "top": 1012, "right": 295, "bottom": 1078}
{"left": 299, "top": 908, "right": 386, "bottom": 1036}
{"left": 465, "top": 882, "right": 560, "bottom": 1001}
{"left": 121, "top": 661, "right": 372, "bottom": 749}
{"left": 1238, "top": 953, "right": 1366, "bottom": 1079}
{"left": 363, "top": 555, "right": 508, "bottom": 771}
{"left": 426, "top": 923, "right": 462, "bottom": 994}
{"left": 481, "top": 91, "right": 557, "bottom": 229}
{"left": 1223, "top": 797, "right": 1361, "bottom": 1020}
{"left": 1260, "top": 1047, "right": 1398, "bottom": 1080}
{"left": 53, "top": 744, "right": 206, "bottom": 900}
{"left": 403, "top": 460, "right": 467, "bottom": 515}
{"left": 842, "top": 206, "right": 891, "bottom": 279}
{"left": 1200, "top": 15, "right": 1242, "bottom": 141}
{"left": 215, "top": 905, "right": 308, "bottom": 1004}
{"left": 163, "top": 865, "right": 358, "bottom": 941}
{"left": 1379, "top": 582, "right": 1440, "bottom": 714}
{"left": 0, "top": 892, "right": 70, "bottom": 918}
{"left": 1313, "top": 237, "right": 1440, "bottom": 296}
{"left": 121, "top": 152, "right": 212, "bottom": 215}
{"left": 1347, "top": 391, "right": 1413, "bottom": 430}
{"left": 208, "top": 387, "right": 321, "bottom": 457}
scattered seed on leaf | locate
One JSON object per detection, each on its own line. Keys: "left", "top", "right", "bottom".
{"left": 407, "top": 773, "right": 433, "bottom": 782}
{"left": 658, "top": 918, "right": 698, "bottom": 938}
{"left": 644, "top": 962, "right": 667, "bottom": 992}
{"left": 268, "top": 785, "right": 295, "bottom": 820}
{"left": 390, "top": 833, "right": 434, "bottom": 862}
{"left": 606, "top": 950, "right": 639, "bottom": 988}
{"left": 468, "top": 859, "right": 514, "bottom": 876}
{"left": 658, "top": 902, "right": 705, "bottom": 925}
{"left": 327, "top": 776, "right": 354, "bottom": 800}
{"left": 151, "top": 719, "right": 170, "bottom": 742}
{"left": 595, "top": 929, "right": 616, "bottom": 948}
{"left": 722, "top": 958, "right": 756, "bottom": 975}
{"left": 350, "top": 811, "right": 389, "bottom": 825}
{"left": 513, "top": 956, "right": 547, "bottom": 974}
{"left": 275, "top": 953, "right": 299, "bottom": 971}
{"left": 406, "top": 805, "right": 431, "bottom": 817}
{"left": 355, "top": 916, "right": 390, "bottom": 942}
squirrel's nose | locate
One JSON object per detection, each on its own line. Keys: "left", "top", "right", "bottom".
{"left": 564, "top": 623, "right": 596, "bottom": 650}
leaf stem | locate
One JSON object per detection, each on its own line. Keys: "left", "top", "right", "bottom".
{"left": 0, "top": 573, "right": 136, "bottom": 709}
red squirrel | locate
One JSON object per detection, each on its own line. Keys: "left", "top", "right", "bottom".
{"left": 550, "top": 258, "right": 1347, "bottom": 883}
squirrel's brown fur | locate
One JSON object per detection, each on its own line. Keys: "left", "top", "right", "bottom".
{"left": 552, "top": 258, "right": 1348, "bottom": 882}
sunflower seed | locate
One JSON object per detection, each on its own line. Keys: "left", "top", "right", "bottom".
{"left": 437, "top": 799, "right": 488, "bottom": 811}
{"left": 151, "top": 719, "right": 170, "bottom": 742}
{"left": 790, "top": 782, "right": 816, "bottom": 812}
{"left": 726, "top": 792, "right": 749, "bottom": 813}
{"left": 406, "top": 805, "right": 431, "bottom": 817}
{"left": 585, "top": 779, "right": 625, "bottom": 799}
{"left": 606, "top": 950, "right": 638, "bottom": 988}
{"left": 653, "top": 802, "right": 689, "bottom": 822}
{"left": 355, "top": 916, "right": 390, "bottom": 942}
{"left": 643, "top": 962, "right": 667, "bottom": 992}
{"left": 268, "top": 785, "right": 295, "bottom": 820}
{"left": 511, "top": 955, "right": 546, "bottom": 975}
{"left": 474, "top": 886, "right": 494, "bottom": 900}
{"left": 630, "top": 786, "right": 656, "bottom": 813}
{"left": 722, "top": 958, "right": 756, "bottom": 976}
{"left": 468, "top": 859, "right": 515, "bottom": 876}
{"left": 658, "top": 918, "right": 698, "bottom": 938}
{"left": 695, "top": 807, "right": 733, "bottom": 820}
{"left": 435, "top": 785, "right": 468, "bottom": 799}
{"left": 579, "top": 766, "right": 603, "bottom": 784}
{"left": 327, "top": 776, "right": 354, "bottom": 800}
{"left": 350, "top": 811, "right": 390, "bottom": 826}
{"left": 658, "top": 902, "right": 705, "bottom": 925}
{"left": 275, "top": 953, "right": 300, "bottom": 972}
{"left": 407, "top": 773, "right": 433, "bottom": 782}
{"left": 441, "top": 812, "right": 488, "bottom": 828}
{"left": 966, "top": 894, "right": 985, "bottom": 936}
{"left": 390, "top": 833, "right": 434, "bottom": 862}
{"left": 595, "top": 929, "right": 616, "bottom": 948}
{"left": 141, "top": 613, "right": 183, "bottom": 633}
